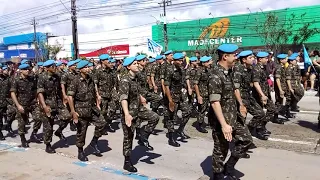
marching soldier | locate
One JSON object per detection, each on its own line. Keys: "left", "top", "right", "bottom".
{"left": 163, "top": 53, "right": 192, "bottom": 147}
{"left": 275, "top": 54, "right": 293, "bottom": 119}
{"left": 194, "top": 56, "right": 211, "bottom": 133}
{"left": 11, "top": 63, "right": 43, "bottom": 147}
{"left": 119, "top": 56, "right": 159, "bottom": 172}
{"left": 186, "top": 57, "right": 198, "bottom": 119}
{"left": 208, "top": 44, "right": 252, "bottom": 180}
{"left": 286, "top": 53, "right": 304, "bottom": 112}
{"left": 150, "top": 55, "right": 165, "bottom": 114}
{"left": 36, "top": 60, "right": 60, "bottom": 153}
{"left": 252, "top": 52, "right": 281, "bottom": 135}
{"left": 67, "top": 60, "right": 106, "bottom": 161}
{"left": 94, "top": 54, "right": 117, "bottom": 133}
{"left": 161, "top": 50, "right": 173, "bottom": 127}
{"left": 234, "top": 50, "right": 268, "bottom": 140}
{"left": 0, "top": 64, "right": 10, "bottom": 140}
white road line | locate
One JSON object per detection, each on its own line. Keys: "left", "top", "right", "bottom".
{"left": 298, "top": 110, "right": 319, "bottom": 114}
{"left": 253, "top": 137, "right": 317, "bottom": 146}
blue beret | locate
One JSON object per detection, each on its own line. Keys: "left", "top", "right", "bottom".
{"left": 2, "top": 66, "right": 8, "bottom": 70}
{"left": 136, "top": 55, "right": 146, "bottom": 61}
{"left": 109, "top": 58, "right": 116, "bottom": 63}
{"left": 74, "top": 59, "right": 81, "bottom": 63}
{"left": 76, "top": 60, "right": 89, "bottom": 69}
{"left": 173, "top": 53, "right": 184, "bottom": 60}
{"left": 18, "top": 64, "right": 30, "bottom": 70}
{"left": 37, "top": 62, "right": 44, "bottom": 66}
{"left": 238, "top": 50, "right": 253, "bottom": 57}
{"left": 288, "top": 54, "right": 298, "bottom": 61}
{"left": 88, "top": 63, "right": 94, "bottom": 67}
{"left": 256, "top": 52, "right": 269, "bottom": 58}
{"left": 200, "top": 56, "right": 212, "bottom": 63}
{"left": 217, "top": 44, "right": 238, "bottom": 53}
{"left": 149, "top": 58, "right": 156, "bottom": 63}
{"left": 155, "top": 55, "right": 164, "bottom": 60}
{"left": 99, "top": 54, "right": 110, "bottom": 61}
{"left": 277, "top": 54, "right": 288, "bottom": 59}
{"left": 164, "top": 50, "right": 173, "bottom": 55}
{"left": 123, "top": 57, "right": 136, "bottom": 67}
{"left": 56, "top": 62, "right": 63, "bottom": 66}
{"left": 67, "top": 60, "right": 76, "bottom": 66}
{"left": 189, "top": 57, "right": 197, "bottom": 62}
{"left": 43, "top": 60, "right": 56, "bottom": 67}
{"left": 21, "top": 59, "right": 30, "bottom": 64}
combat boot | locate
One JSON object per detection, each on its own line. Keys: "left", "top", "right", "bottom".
{"left": 105, "top": 123, "right": 115, "bottom": 133}
{"left": 20, "top": 135, "right": 29, "bottom": 148}
{"left": 261, "top": 122, "right": 271, "bottom": 135}
{"left": 29, "top": 130, "right": 43, "bottom": 143}
{"left": 0, "top": 131, "right": 5, "bottom": 141}
{"left": 69, "top": 122, "right": 77, "bottom": 131}
{"left": 177, "top": 124, "right": 190, "bottom": 139}
{"left": 224, "top": 156, "right": 240, "bottom": 180}
{"left": 123, "top": 156, "right": 137, "bottom": 172}
{"left": 78, "top": 147, "right": 88, "bottom": 161}
{"left": 45, "top": 143, "right": 56, "bottom": 154}
{"left": 89, "top": 136, "right": 101, "bottom": 155}
{"left": 135, "top": 128, "right": 141, "bottom": 140}
{"left": 271, "top": 114, "right": 284, "bottom": 124}
{"left": 168, "top": 132, "right": 180, "bottom": 147}
{"left": 284, "top": 105, "right": 294, "bottom": 118}
{"left": 54, "top": 129, "right": 66, "bottom": 141}
{"left": 255, "top": 128, "right": 268, "bottom": 140}
{"left": 197, "top": 123, "right": 208, "bottom": 133}
{"left": 138, "top": 129, "right": 154, "bottom": 151}
{"left": 213, "top": 173, "right": 225, "bottom": 180}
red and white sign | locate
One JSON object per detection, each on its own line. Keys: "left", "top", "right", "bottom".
{"left": 80, "top": 44, "right": 130, "bottom": 57}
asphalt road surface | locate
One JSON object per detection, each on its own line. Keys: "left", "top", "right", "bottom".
{"left": 0, "top": 92, "right": 319, "bottom": 180}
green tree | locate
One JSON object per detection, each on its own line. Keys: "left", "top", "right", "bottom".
{"left": 253, "top": 12, "right": 318, "bottom": 53}
{"left": 43, "top": 40, "right": 63, "bottom": 60}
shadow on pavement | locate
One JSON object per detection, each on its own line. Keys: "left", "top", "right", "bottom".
{"left": 52, "top": 134, "right": 76, "bottom": 149}
{"left": 297, "top": 120, "right": 320, "bottom": 133}
{"left": 200, "top": 156, "right": 245, "bottom": 179}
{"left": 131, "top": 146, "right": 162, "bottom": 165}
{"left": 85, "top": 139, "right": 112, "bottom": 156}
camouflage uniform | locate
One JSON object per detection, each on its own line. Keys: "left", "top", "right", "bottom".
{"left": 94, "top": 67, "right": 118, "bottom": 130}
{"left": 6, "top": 76, "right": 16, "bottom": 135}
{"left": 164, "top": 63, "right": 192, "bottom": 142}
{"left": 233, "top": 63, "right": 267, "bottom": 139}
{"left": 185, "top": 64, "right": 198, "bottom": 118}
{"left": 10, "top": 75, "right": 39, "bottom": 135}
{"left": 208, "top": 64, "right": 252, "bottom": 174}
{"left": 36, "top": 72, "right": 60, "bottom": 145}
{"left": 275, "top": 63, "right": 291, "bottom": 116}
{"left": 194, "top": 66, "right": 210, "bottom": 129}
{"left": 67, "top": 74, "right": 106, "bottom": 148}
{"left": 119, "top": 73, "right": 159, "bottom": 156}
{"left": 252, "top": 63, "right": 277, "bottom": 124}
{"left": 0, "top": 74, "right": 10, "bottom": 139}
{"left": 286, "top": 64, "right": 304, "bottom": 110}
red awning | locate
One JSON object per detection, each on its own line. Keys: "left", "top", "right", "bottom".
{"left": 80, "top": 44, "right": 130, "bottom": 57}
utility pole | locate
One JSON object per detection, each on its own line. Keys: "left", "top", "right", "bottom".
{"left": 71, "top": 0, "right": 79, "bottom": 59}
{"left": 159, "top": 0, "right": 171, "bottom": 51}
{"left": 32, "top": 17, "right": 40, "bottom": 62}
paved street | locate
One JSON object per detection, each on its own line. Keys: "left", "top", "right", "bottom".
{"left": 0, "top": 92, "right": 320, "bottom": 180}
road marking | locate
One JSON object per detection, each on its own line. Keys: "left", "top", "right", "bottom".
{"left": 0, "top": 142, "right": 28, "bottom": 152}
{"left": 253, "top": 137, "right": 316, "bottom": 146}
{"left": 298, "top": 110, "right": 319, "bottom": 114}
{"left": 73, "top": 161, "right": 158, "bottom": 180}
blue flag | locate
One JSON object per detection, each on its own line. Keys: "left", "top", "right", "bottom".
{"left": 303, "top": 44, "right": 312, "bottom": 69}
{"left": 147, "top": 38, "right": 163, "bottom": 55}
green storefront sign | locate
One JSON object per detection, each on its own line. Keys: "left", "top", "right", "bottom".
{"left": 152, "top": 5, "right": 320, "bottom": 51}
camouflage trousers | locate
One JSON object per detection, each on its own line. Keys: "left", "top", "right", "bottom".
{"left": 55, "top": 105, "right": 72, "bottom": 133}
{"left": 244, "top": 97, "right": 266, "bottom": 128}
{"left": 122, "top": 106, "right": 159, "bottom": 156}
{"left": 17, "top": 104, "right": 42, "bottom": 135}
{"left": 275, "top": 88, "right": 290, "bottom": 111}
{"left": 291, "top": 84, "right": 304, "bottom": 109}
{"left": 197, "top": 97, "right": 209, "bottom": 124}
{"left": 211, "top": 114, "right": 253, "bottom": 174}
{"left": 149, "top": 85, "right": 163, "bottom": 111}
{"left": 254, "top": 94, "right": 276, "bottom": 123}
{"left": 100, "top": 98, "right": 116, "bottom": 124}
{"left": 75, "top": 107, "right": 106, "bottom": 148}
{"left": 0, "top": 107, "right": 6, "bottom": 130}
{"left": 6, "top": 104, "right": 16, "bottom": 127}
{"left": 163, "top": 93, "right": 192, "bottom": 133}
{"left": 34, "top": 105, "right": 56, "bottom": 145}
